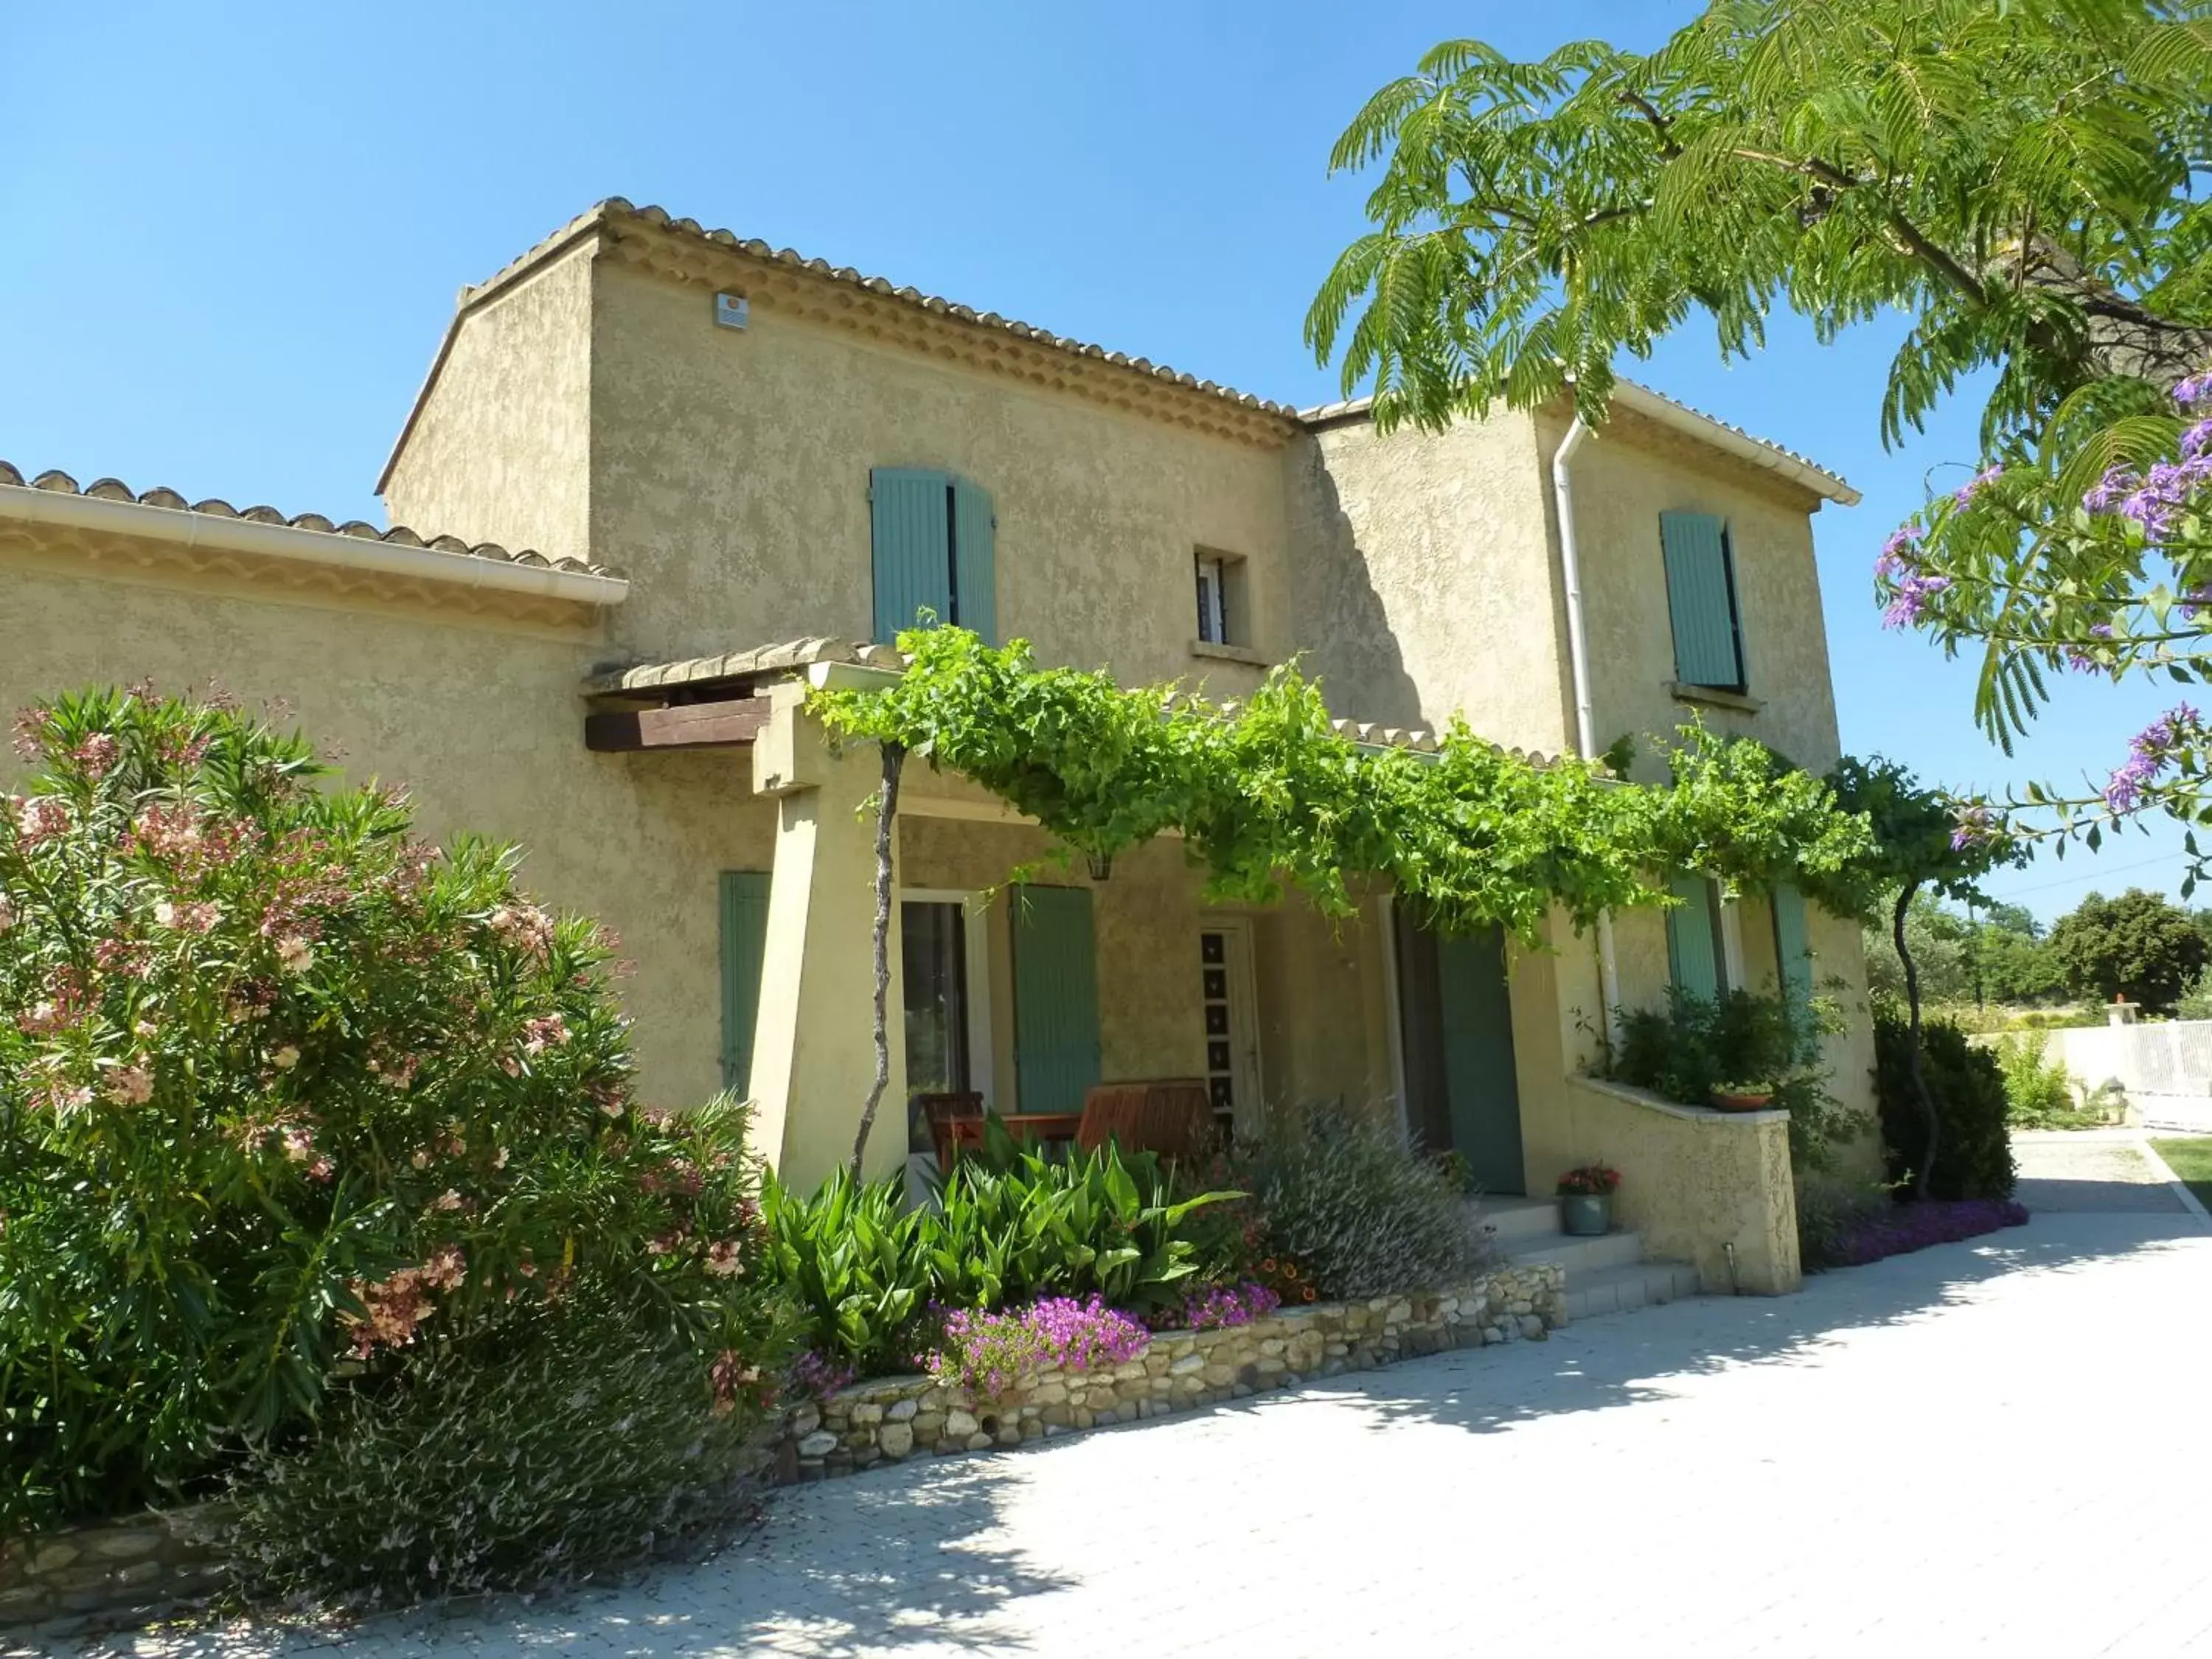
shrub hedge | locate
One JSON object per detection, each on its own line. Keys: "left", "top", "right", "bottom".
{"left": 1873, "top": 1014, "right": 2018, "bottom": 1201}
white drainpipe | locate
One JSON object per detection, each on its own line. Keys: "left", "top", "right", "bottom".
{"left": 1550, "top": 415, "right": 1624, "bottom": 1047}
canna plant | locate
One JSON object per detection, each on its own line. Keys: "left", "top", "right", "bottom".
{"left": 0, "top": 686, "right": 788, "bottom": 1537}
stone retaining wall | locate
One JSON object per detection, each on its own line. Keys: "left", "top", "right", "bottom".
{"left": 770, "top": 1263, "right": 1565, "bottom": 1483}
{"left": 0, "top": 1506, "right": 222, "bottom": 1631}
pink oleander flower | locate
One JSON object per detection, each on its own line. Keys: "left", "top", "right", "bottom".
{"left": 704, "top": 1238, "right": 745, "bottom": 1276}
{"left": 487, "top": 902, "right": 555, "bottom": 959}
{"left": 153, "top": 898, "right": 220, "bottom": 934}
{"left": 0, "top": 890, "right": 13, "bottom": 932}
{"left": 105, "top": 1064, "right": 154, "bottom": 1105}
{"left": 13, "top": 796, "right": 71, "bottom": 848}
{"left": 69, "top": 731, "right": 119, "bottom": 781}
{"left": 431, "top": 1188, "right": 465, "bottom": 1213}
{"left": 275, "top": 935, "right": 314, "bottom": 975}
{"left": 522, "top": 1012, "right": 568, "bottom": 1054}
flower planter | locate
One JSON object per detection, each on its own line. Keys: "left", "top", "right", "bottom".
{"left": 1558, "top": 1193, "right": 1612, "bottom": 1236}
{"left": 1710, "top": 1093, "right": 1774, "bottom": 1113}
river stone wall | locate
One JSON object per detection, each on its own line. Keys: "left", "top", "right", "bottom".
{"left": 771, "top": 1262, "right": 1565, "bottom": 1483}
{"left": 0, "top": 1506, "right": 223, "bottom": 1632}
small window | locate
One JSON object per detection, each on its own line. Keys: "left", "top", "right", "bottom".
{"left": 1660, "top": 512, "right": 1746, "bottom": 692}
{"left": 1194, "top": 550, "right": 1246, "bottom": 647}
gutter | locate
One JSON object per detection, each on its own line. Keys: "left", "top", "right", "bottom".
{"left": 1550, "top": 416, "right": 1624, "bottom": 1045}
{"left": 0, "top": 483, "right": 629, "bottom": 609}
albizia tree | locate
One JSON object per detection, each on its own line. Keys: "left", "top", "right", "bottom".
{"left": 1307, "top": 0, "right": 2212, "bottom": 880}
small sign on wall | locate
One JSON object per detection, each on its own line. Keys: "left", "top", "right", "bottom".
{"left": 714, "top": 292, "right": 751, "bottom": 330}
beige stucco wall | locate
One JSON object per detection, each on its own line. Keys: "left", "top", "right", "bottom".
{"left": 381, "top": 244, "right": 596, "bottom": 568}
{"left": 1537, "top": 404, "right": 1846, "bottom": 777}
{"left": 581, "top": 261, "right": 1293, "bottom": 692}
{"left": 0, "top": 550, "right": 771, "bottom": 1119}
{"left": 1285, "top": 410, "right": 1574, "bottom": 749}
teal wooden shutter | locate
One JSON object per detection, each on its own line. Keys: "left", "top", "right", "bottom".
{"left": 1665, "top": 874, "right": 1722, "bottom": 1002}
{"left": 950, "top": 478, "right": 997, "bottom": 644}
{"left": 719, "top": 872, "right": 771, "bottom": 1096}
{"left": 1660, "top": 512, "right": 1744, "bottom": 689}
{"left": 1434, "top": 925, "right": 1527, "bottom": 1195}
{"left": 1012, "top": 885, "right": 1102, "bottom": 1116}
{"left": 871, "top": 467, "right": 952, "bottom": 642}
{"left": 1772, "top": 883, "right": 1813, "bottom": 1005}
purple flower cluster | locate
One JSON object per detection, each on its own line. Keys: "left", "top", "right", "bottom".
{"left": 790, "top": 1348, "right": 855, "bottom": 1401}
{"left": 2064, "top": 621, "right": 2117, "bottom": 673}
{"left": 1874, "top": 521, "right": 1952, "bottom": 628}
{"left": 1181, "top": 1280, "right": 1282, "bottom": 1332}
{"left": 925, "top": 1295, "right": 1152, "bottom": 1396}
{"left": 1819, "top": 1198, "right": 2029, "bottom": 1268}
{"left": 1952, "top": 464, "right": 2003, "bottom": 507}
{"left": 2104, "top": 703, "right": 2202, "bottom": 812}
{"left": 1026, "top": 1293, "right": 1150, "bottom": 1372}
{"left": 2079, "top": 369, "right": 2212, "bottom": 540}
{"left": 1947, "top": 801, "right": 2003, "bottom": 853}
{"left": 928, "top": 1304, "right": 1047, "bottom": 1397}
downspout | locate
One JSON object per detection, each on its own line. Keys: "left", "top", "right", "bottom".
{"left": 1551, "top": 415, "right": 1624, "bottom": 1048}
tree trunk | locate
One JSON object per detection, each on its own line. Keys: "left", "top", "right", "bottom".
{"left": 849, "top": 740, "right": 905, "bottom": 1182}
{"left": 1892, "top": 880, "right": 1938, "bottom": 1202}
{"left": 2008, "top": 238, "right": 2212, "bottom": 393}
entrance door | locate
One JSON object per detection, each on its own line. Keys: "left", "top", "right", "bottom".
{"left": 1197, "top": 920, "right": 1262, "bottom": 1138}
{"left": 1391, "top": 911, "right": 1525, "bottom": 1194}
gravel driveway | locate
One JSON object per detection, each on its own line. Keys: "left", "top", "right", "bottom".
{"left": 44, "top": 1155, "right": 2212, "bottom": 1659}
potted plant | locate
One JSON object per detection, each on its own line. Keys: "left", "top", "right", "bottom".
{"left": 1710, "top": 1080, "right": 1775, "bottom": 1112}
{"left": 1556, "top": 1164, "right": 1621, "bottom": 1235}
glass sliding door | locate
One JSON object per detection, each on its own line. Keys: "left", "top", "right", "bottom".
{"left": 902, "top": 899, "right": 973, "bottom": 1152}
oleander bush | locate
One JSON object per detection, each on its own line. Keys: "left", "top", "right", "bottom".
{"left": 0, "top": 688, "right": 790, "bottom": 1545}
{"left": 223, "top": 1285, "right": 773, "bottom": 1613}
{"left": 1232, "top": 1099, "right": 1487, "bottom": 1299}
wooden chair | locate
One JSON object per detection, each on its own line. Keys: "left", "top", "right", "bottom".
{"left": 916, "top": 1091, "right": 986, "bottom": 1172}
{"left": 1077, "top": 1079, "right": 1216, "bottom": 1160}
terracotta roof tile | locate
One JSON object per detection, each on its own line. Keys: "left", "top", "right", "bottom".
{"left": 0, "top": 460, "right": 613, "bottom": 577}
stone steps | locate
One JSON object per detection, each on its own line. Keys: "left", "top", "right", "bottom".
{"left": 1481, "top": 1194, "right": 1705, "bottom": 1324}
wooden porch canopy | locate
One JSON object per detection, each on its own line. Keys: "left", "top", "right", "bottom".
{"left": 580, "top": 636, "right": 905, "bottom": 753}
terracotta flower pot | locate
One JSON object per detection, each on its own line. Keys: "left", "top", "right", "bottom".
{"left": 1710, "top": 1091, "right": 1774, "bottom": 1113}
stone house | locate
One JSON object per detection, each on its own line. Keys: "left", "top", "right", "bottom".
{"left": 0, "top": 198, "right": 1871, "bottom": 1292}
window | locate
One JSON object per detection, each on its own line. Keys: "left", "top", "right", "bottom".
{"left": 1664, "top": 873, "right": 1729, "bottom": 1001}
{"left": 1660, "top": 511, "right": 1746, "bottom": 692}
{"left": 871, "top": 467, "right": 996, "bottom": 644}
{"left": 1193, "top": 549, "right": 1246, "bottom": 647}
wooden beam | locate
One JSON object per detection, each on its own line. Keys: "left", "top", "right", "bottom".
{"left": 585, "top": 695, "right": 771, "bottom": 753}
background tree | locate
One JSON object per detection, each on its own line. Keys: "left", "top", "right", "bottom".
{"left": 1308, "top": 0, "right": 2212, "bottom": 869}
{"left": 2047, "top": 886, "right": 2211, "bottom": 1010}
{"left": 1974, "top": 915, "right": 2070, "bottom": 1004}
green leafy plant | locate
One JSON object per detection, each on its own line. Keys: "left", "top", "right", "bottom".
{"left": 0, "top": 688, "right": 788, "bottom": 1538}
{"left": 1996, "top": 1031, "right": 2095, "bottom": 1128}
{"left": 1232, "top": 1099, "right": 1486, "bottom": 1299}
{"left": 1874, "top": 1015, "right": 2019, "bottom": 1202}
{"left": 761, "top": 1131, "right": 1234, "bottom": 1376}
{"left": 1610, "top": 985, "right": 1857, "bottom": 1175}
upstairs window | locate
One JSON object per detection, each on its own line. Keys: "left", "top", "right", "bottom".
{"left": 871, "top": 467, "right": 996, "bottom": 644}
{"left": 1194, "top": 549, "right": 1246, "bottom": 647}
{"left": 1660, "top": 511, "right": 1745, "bottom": 693}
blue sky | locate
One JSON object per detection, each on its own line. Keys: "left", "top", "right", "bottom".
{"left": 0, "top": 0, "right": 2191, "bottom": 922}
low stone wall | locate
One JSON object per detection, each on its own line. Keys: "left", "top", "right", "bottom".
{"left": 0, "top": 1506, "right": 223, "bottom": 1631}
{"left": 770, "top": 1263, "right": 1565, "bottom": 1483}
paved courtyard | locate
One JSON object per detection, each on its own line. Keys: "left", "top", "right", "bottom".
{"left": 49, "top": 1140, "right": 2212, "bottom": 1659}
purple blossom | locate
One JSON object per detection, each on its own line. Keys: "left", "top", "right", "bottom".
{"left": 2175, "top": 369, "right": 2212, "bottom": 409}
{"left": 2082, "top": 465, "right": 2135, "bottom": 515}
{"left": 2104, "top": 703, "right": 2202, "bottom": 813}
{"left": 790, "top": 1349, "right": 855, "bottom": 1401}
{"left": 1874, "top": 523, "right": 1922, "bottom": 580}
{"left": 2110, "top": 453, "right": 2212, "bottom": 543}
{"left": 2183, "top": 419, "right": 2212, "bottom": 462}
{"left": 1952, "top": 465, "right": 2003, "bottom": 507}
{"left": 1026, "top": 1294, "right": 1150, "bottom": 1371}
{"left": 1881, "top": 573, "right": 1952, "bottom": 629}
{"left": 1949, "top": 802, "right": 2002, "bottom": 852}
{"left": 2185, "top": 585, "right": 2212, "bottom": 622}
{"left": 2064, "top": 622, "right": 2117, "bottom": 673}
{"left": 1815, "top": 1198, "right": 2029, "bottom": 1269}
{"left": 1182, "top": 1281, "right": 1283, "bottom": 1332}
